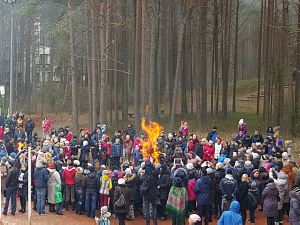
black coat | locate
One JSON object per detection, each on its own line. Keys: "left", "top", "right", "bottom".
{"left": 158, "top": 171, "right": 172, "bottom": 199}
{"left": 84, "top": 172, "right": 98, "bottom": 193}
{"left": 125, "top": 174, "right": 140, "bottom": 201}
{"left": 6, "top": 166, "right": 19, "bottom": 190}
{"left": 114, "top": 185, "right": 130, "bottom": 213}
{"left": 142, "top": 170, "right": 159, "bottom": 200}
{"left": 262, "top": 182, "right": 279, "bottom": 218}
{"left": 238, "top": 181, "right": 249, "bottom": 210}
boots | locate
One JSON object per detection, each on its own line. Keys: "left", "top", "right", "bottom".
{"left": 65, "top": 202, "right": 69, "bottom": 211}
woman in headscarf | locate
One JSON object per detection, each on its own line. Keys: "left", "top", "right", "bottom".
{"left": 166, "top": 167, "right": 189, "bottom": 225}
{"left": 47, "top": 162, "right": 61, "bottom": 213}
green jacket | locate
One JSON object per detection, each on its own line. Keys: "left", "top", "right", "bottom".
{"left": 55, "top": 184, "right": 63, "bottom": 204}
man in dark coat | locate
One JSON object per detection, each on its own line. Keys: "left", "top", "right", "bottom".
{"left": 34, "top": 159, "right": 49, "bottom": 215}
{"left": 158, "top": 164, "right": 171, "bottom": 220}
{"left": 83, "top": 166, "right": 98, "bottom": 217}
{"left": 262, "top": 178, "right": 279, "bottom": 225}
{"left": 141, "top": 161, "right": 159, "bottom": 225}
{"left": 219, "top": 168, "right": 238, "bottom": 211}
{"left": 3, "top": 160, "right": 19, "bottom": 215}
{"left": 24, "top": 118, "right": 35, "bottom": 141}
{"left": 215, "top": 163, "right": 226, "bottom": 217}
{"left": 194, "top": 168, "right": 212, "bottom": 225}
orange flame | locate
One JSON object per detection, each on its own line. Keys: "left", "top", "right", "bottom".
{"left": 141, "top": 118, "right": 163, "bottom": 164}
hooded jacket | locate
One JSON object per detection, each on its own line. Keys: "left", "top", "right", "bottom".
{"left": 34, "top": 164, "right": 49, "bottom": 188}
{"left": 270, "top": 171, "right": 289, "bottom": 209}
{"left": 194, "top": 175, "right": 211, "bottom": 205}
{"left": 55, "top": 184, "right": 63, "bottom": 204}
{"left": 84, "top": 171, "right": 98, "bottom": 193}
{"left": 62, "top": 165, "right": 77, "bottom": 185}
{"left": 218, "top": 201, "right": 243, "bottom": 225}
{"left": 289, "top": 190, "right": 300, "bottom": 225}
{"left": 262, "top": 182, "right": 279, "bottom": 218}
{"left": 219, "top": 174, "right": 238, "bottom": 198}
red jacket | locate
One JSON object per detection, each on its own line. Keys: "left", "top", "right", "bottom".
{"left": 66, "top": 133, "right": 72, "bottom": 142}
{"left": 203, "top": 145, "right": 215, "bottom": 161}
{"left": 64, "top": 146, "right": 72, "bottom": 159}
{"left": 187, "top": 140, "right": 195, "bottom": 153}
{"left": 63, "top": 166, "right": 77, "bottom": 185}
{"left": 188, "top": 178, "right": 196, "bottom": 201}
{"left": 0, "top": 128, "right": 4, "bottom": 140}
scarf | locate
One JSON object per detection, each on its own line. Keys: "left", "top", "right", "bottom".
{"left": 166, "top": 185, "right": 188, "bottom": 224}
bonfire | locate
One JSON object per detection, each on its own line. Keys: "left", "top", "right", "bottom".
{"left": 141, "top": 118, "right": 163, "bottom": 164}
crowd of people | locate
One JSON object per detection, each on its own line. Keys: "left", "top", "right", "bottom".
{"left": 0, "top": 113, "right": 299, "bottom": 225}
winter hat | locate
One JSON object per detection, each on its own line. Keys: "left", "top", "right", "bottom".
{"left": 224, "top": 158, "right": 231, "bottom": 165}
{"left": 73, "top": 160, "right": 80, "bottom": 166}
{"left": 245, "top": 161, "right": 252, "bottom": 167}
{"left": 252, "top": 153, "right": 260, "bottom": 160}
{"left": 83, "top": 141, "right": 88, "bottom": 147}
{"left": 9, "top": 152, "right": 16, "bottom": 159}
{"left": 189, "top": 214, "right": 201, "bottom": 223}
{"left": 101, "top": 165, "right": 106, "bottom": 169}
{"left": 113, "top": 170, "right": 119, "bottom": 176}
{"left": 208, "top": 140, "right": 214, "bottom": 145}
{"left": 100, "top": 206, "right": 108, "bottom": 214}
{"left": 1, "top": 156, "right": 8, "bottom": 165}
{"left": 226, "top": 168, "right": 233, "bottom": 175}
{"left": 282, "top": 152, "right": 289, "bottom": 159}
{"left": 206, "top": 168, "right": 213, "bottom": 175}
{"left": 118, "top": 178, "right": 125, "bottom": 185}
{"left": 246, "top": 149, "right": 252, "bottom": 155}
{"left": 278, "top": 140, "right": 283, "bottom": 146}
{"left": 186, "top": 162, "right": 194, "bottom": 170}
{"left": 256, "top": 142, "right": 262, "bottom": 147}
{"left": 102, "top": 170, "right": 110, "bottom": 175}
{"left": 138, "top": 168, "right": 145, "bottom": 175}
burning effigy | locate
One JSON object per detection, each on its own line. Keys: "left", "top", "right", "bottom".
{"left": 141, "top": 118, "right": 163, "bottom": 164}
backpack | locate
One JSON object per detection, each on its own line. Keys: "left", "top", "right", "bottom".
{"left": 247, "top": 192, "right": 257, "bottom": 209}
{"left": 114, "top": 187, "right": 126, "bottom": 208}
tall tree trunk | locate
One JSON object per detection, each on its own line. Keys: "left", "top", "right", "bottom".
{"left": 256, "top": 0, "right": 264, "bottom": 115}
{"left": 99, "top": 0, "right": 107, "bottom": 124}
{"left": 200, "top": 0, "right": 208, "bottom": 121}
{"left": 169, "top": 6, "right": 193, "bottom": 130}
{"left": 232, "top": 0, "right": 239, "bottom": 112}
{"left": 91, "top": 0, "right": 97, "bottom": 128}
{"left": 148, "top": 0, "right": 159, "bottom": 120}
{"left": 213, "top": 0, "right": 219, "bottom": 118}
{"left": 86, "top": 1, "right": 93, "bottom": 129}
{"left": 134, "top": 0, "right": 142, "bottom": 131}
{"left": 68, "top": 0, "right": 79, "bottom": 134}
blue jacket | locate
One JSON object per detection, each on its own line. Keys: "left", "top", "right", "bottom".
{"left": 194, "top": 175, "right": 211, "bottom": 205}
{"left": 111, "top": 143, "right": 123, "bottom": 157}
{"left": 0, "top": 146, "right": 7, "bottom": 160}
{"left": 34, "top": 166, "right": 49, "bottom": 188}
{"left": 218, "top": 201, "right": 243, "bottom": 225}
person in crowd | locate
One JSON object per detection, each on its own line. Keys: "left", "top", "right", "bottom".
{"left": 55, "top": 183, "right": 63, "bottom": 215}
{"left": 166, "top": 166, "right": 189, "bottom": 225}
{"left": 194, "top": 168, "right": 211, "bottom": 225}
{"left": 114, "top": 178, "right": 129, "bottom": 225}
{"left": 111, "top": 138, "right": 122, "bottom": 168}
{"left": 25, "top": 117, "right": 35, "bottom": 141}
{"left": 95, "top": 206, "right": 111, "bottom": 225}
{"left": 289, "top": 187, "right": 300, "bottom": 225}
{"left": 18, "top": 163, "right": 28, "bottom": 213}
{"left": 262, "top": 178, "right": 280, "bottom": 225}
{"left": 217, "top": 201, "right": 243, "bottom": 225}
{"left": 219, "top": 168, "right": 238, "bottom": 211}
{"left": 47, "top": 162, "right": 61, "bottom": 213}
{"left": 3, "top": 160, "right": 19, "bottom": 216}
{"left": 99, "top": 169, "right": 112, "bottom": 208}
{"left": 84, "top": 165, "right": 98, "bottom": 218}
{"left": 63, "top": 160, "right": 77, "bottom": 210}
{"left": 237, "top": 174, "right": 249, "bottom": 225}
{"left": 158, "top": 164, "right": 172, "bottom": 220}
{"left": 75, "top": 167, "right": 85, "bottom": 214}
{"left": 34, "top": 157, "right": 49, "bottom": 215}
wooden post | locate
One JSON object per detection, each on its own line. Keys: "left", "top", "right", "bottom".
{"left": 28, "top": 147, "right": 31, "bottom": 224}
